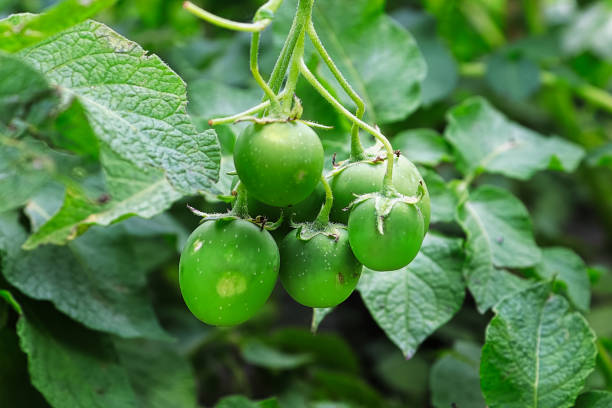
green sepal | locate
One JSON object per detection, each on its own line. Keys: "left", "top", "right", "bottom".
{"left": 290, "top": 219, "right": 346, "bottom": 242}
{"left": 346, "top": 184, "right": 425, "bottom": 235}
{"left": 187, "top": 204, "right": 284, "bottom": 231}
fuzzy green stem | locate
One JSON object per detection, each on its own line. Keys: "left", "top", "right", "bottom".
{"left": 299, "top": 60, "right": 395, "bottom": 190}
{"left": 314, "top": 175, "right": 333, "bottom": 227}
{"left": 267, "top": 19, "right": 300, "bottom": 96}
{"left": 279, "top": 0, "right": 313, "bottom": 112}
{"left": 307, "top": 20, "right": 365, "bottom": 160}
{"left": 250, "top": 32, "right": 281, "bottom": 111}
{"left": 232, "top": 182, "right": 250, "bottom": 218}
{"left": 282, "top": 28, "right": 306, "bottom": 111}
{"left": 183, "top": 1, "right": 271, "bottom": 32}
{"left": 208, "top": 100, "right": 270, "bottom": 126}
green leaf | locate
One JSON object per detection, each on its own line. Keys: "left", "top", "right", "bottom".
{"left": 241, "top": 340, "right": 313, "bottom": 371}
{"left": 358, "top": 233, "right": 465, "bottom": 358}
{"left": 311, "top": 307, "right": 334, "bottom": 333}
{"left": 23, "top": 145, "right": 181, "bottom": 249}
{"left": 270, "top": 329, "right": 359, "bottom": 374}
{"left": 430, "top": 341, "right": 486, "bottom": 408}
{"left": 393, "top": 129, "right": 452, "bottom": 167}
{"left": 0, "top": 213, "right": 170, "bottom": 339}
{"left": 51, "top": 98, "right": 100, "bottom": 159}
{"left": 420, "top": 168, "right": 457, "bottom": 224}
{"left": 0, "top": 52, "right": 58, "bottom": 130}
{"left": 533, "top": 247, "right": 590, "bottom": 312}
{"left": 18, "top": 20, "right": 220, "bottom": 194}
{"left": 485, "top": 52, "right": 541, "bottom": 101}
{"left": 563, "top": 2, "right": 612, "bottom": 60}
{"left": 575, "top": 391, "right": 612, "bottom": 408}
{"left": 114, "top": 338, "right": 198, "bottom": 408}
{"left": 457, "top": 185, "right": 540, "bottom": 312}
{"left": 0, "top": 327, "right": 47, "bottom": 407}
{"left": 0, "top": 0, "right": 115, "bottom": 52}
{"left": 0, "top": 138, "right": 74, "bottom": 213}
{"left": 481, "top": 283, "right": 597, "bottom": 408}
{"left": 275, "top": 0, "right": 426, "bottom": 124}
{"left": 17, "top": 302, "right": 138, "bottom": 408}
{"left": 445, "top": 97, "right": 585, "bottom": 180}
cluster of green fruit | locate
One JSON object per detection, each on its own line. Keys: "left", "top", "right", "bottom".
{"left": 179, "top": 121, "right": 430, "bottom": 326}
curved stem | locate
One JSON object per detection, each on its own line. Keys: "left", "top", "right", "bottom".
{"left": 282, "top": 29, "right": 306, "bottom": 110}
{"left": 208, "top": 100, "right": 271, "bottom": 126}
{"left": 314, "top": 175, "right": 333, "bottom": 227}
{"left": 183, "top": 1, "right": 271, "bottom": 32}
{"left": 280, "top": 0, "right": 313, "bottom": 111}
{"left": 250, "top": 32, "right": 280, "bottom": 111}
{"left": 267, "top": 18, "right": 300, "bottom": 96}
{"left": 299, "top": 59, "right": 395, "bottom": 190}
{"left": 307, "top": 20, "right": 365, "bottom": 160}
{"left": 231, "top": 182, "right": 250, "bottom": 218}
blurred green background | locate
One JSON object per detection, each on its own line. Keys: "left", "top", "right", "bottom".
{"left": 1, "top": 0, "right": 611, "bottom": 407}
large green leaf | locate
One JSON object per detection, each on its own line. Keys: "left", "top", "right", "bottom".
{"left": 445, "top": 97, "right": 584, "bottom": 180}
{"left": 358, "top": 233, "right": 465, "bottom": 358}
{"left": 115, "top": 338, "right": 198, "bottom": 408}
{"left": 18, "top": 21, "right": 220, "bottom": 194}
{"left": 17, "top": 302, "right": 138, "bottom": 408}
{"left": 23, "top": 145, "right": 181, "bottom": 249}
{"left": 533, "top": 247, "right": 590, "bottom": 312}
{"left": 430, "top": 341, "right": 486, "bottom": 408}
{"left": 274, "top": 0, "right": 426, "bottom": 124}
{"left": 481, "top": 283, "right": 597, "bottom": 408}
{"left": 457, "top": 185, "right": 540, "bottom": 312}
{"left": 0, "top": 213, "right": 170, "bottom": 339}
{"left": 0, "top": 0, "right": 115, "bottom": 52}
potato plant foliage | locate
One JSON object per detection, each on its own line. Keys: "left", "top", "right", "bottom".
{"left": 1, "top": 0, "right": 612, "bottom": 407}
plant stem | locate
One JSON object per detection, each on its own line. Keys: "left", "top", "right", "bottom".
{"left": 250, "top": 32, "right": 281, "bottom": 111}
{"left": 314, "top": 175, "right": 333, "bottom": 227}
{"left": 232, "top": 182, "right": 250, "bottom": 218}
{"left": 459, "top": 62, "right": 612, "bottom": 114}
{"left": 267, "top": 18, "right": 299, "bottom": 96}
{"left": 208, "top": 100, "right": 271, "bottom": 126}
{"left": 183, "top": 1, "right": 271, "bottom": 32}
{"left": 282, "top": 28, "right": 306, "bottom": 111}
{"left": 523, "top": 0, "right": 545, "bottom": 34}
{"left": 299, "top": 60, "right": 395, "bottom": 190}
{"left": 280, "top": 0, "right": 313, "bottom": 111}
{"left": 307, "top": 20, "right": 365, "bottom": 160}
